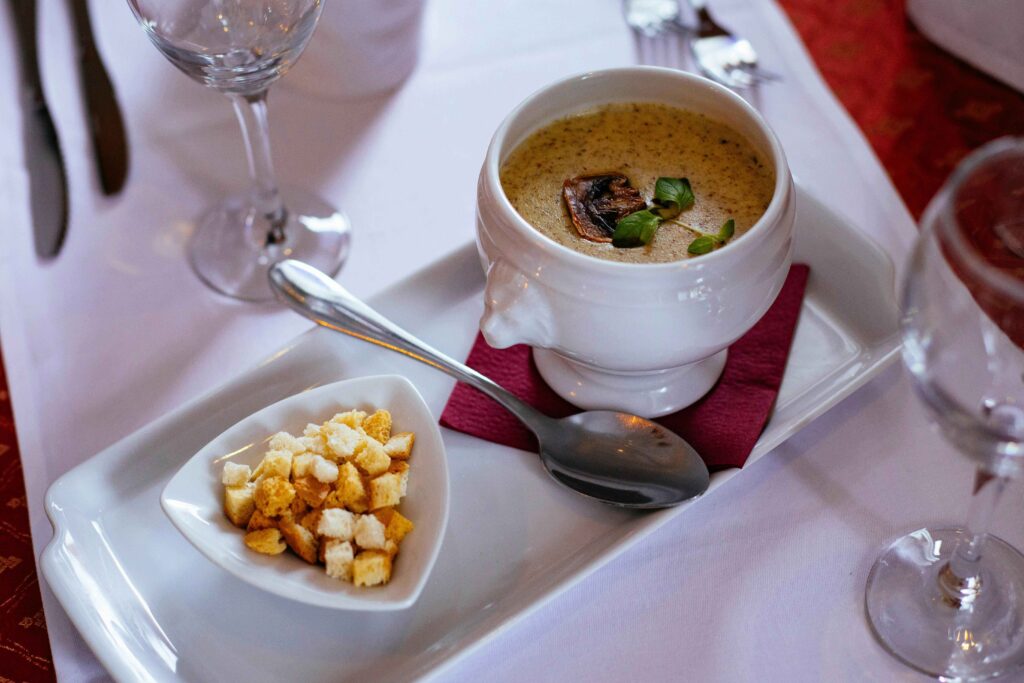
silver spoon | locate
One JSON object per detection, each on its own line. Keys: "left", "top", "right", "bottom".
{"left": 269, "top": 259, "right": 711, "bottom": 509}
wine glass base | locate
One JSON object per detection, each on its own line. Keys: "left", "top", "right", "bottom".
{"left": 188, "top": 187, "right": 351, "bottom": 302}
{"left": 866, "top": 527, "right": 1024, "bottom": 681}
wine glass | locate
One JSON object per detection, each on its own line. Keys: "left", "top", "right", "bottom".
{"left": 127, "top": 0, "right": 350, "bottom": 301}
{"left": 866, "top": 137, "right": 1024, "bottom": 680}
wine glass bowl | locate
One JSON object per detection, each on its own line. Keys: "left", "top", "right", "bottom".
{"left": 127, "top": 0, "right": 350, "bottom": 301}
{"left": 866, "top": 138, "right": 1024, "bottom": 680}
{"left": 128, "top": 0, "right": 322, "bottom": 94}
{"left": 902, "top": 140, "right": 1024, "bottom": 474}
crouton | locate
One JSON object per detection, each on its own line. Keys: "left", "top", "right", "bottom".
{"left": 369, "top": 472, "right": 404, "bottom": 510}
{"left": 387, "top": 460, "right": 410, "bottom": 476}
{"left": 224, "top": 484, "right": 256, "bottom": 527}
{"left": 385, "top": 510, "right": 414, "bottom": 543}
{"left": 387, "top": 460, "right": 410, "bottom": 496}
{"left": 290, "top": 495, "right": 309, "bottom": 519}
{"left": 244, "top": 528, "right": 286, "bottom": 555}
{"left": 254, "top": 476, "right": 295, "bottom": 517}
{"left": 354, "top": 438, "right": 390, "bottom": 477}
{"left": 372, "top": 507, "right": 395, "bottom": 526}
{"left": 324, "top": 540, "right": 355, "bottom": 581}
{"left": 293, "top": 474, "right": 331, "bottom": 507}
{"left": 301, "top": 424, "right": 327, "bottom": 455}
{"left": 280, "top": 520, "right": 319, "bottom": 564}
{"left": 300, "top": 507, "right": 323, "bottom": 536}
{"left": 311, "top": 455, "right": 339, "bottom": 484}
{"left": 268, "top": 431, "right": 305, "bottom": 456}
{"left": 297, "top": 435, "right": 325, "bottom": 456}
{"left": 221, "top": 462, "right": 251, "bottom": 487}
{"left": 354, "top": 514, "right": 387, "bottom": 550}
{"left": 352, "top": 550, "right": 392, "bottom": 586}
{"left": 249, "top": 459, "right": 265, "bottom": 481}
{"left": 322, "top": 489, "right": 345, "bottom": 509}
{"left": 330, "top": 410, "right": 367, "bottom": 429}
{"left": 292, "top": 452, "right": 315, "bottom": 479}
{"left": 323, "top": 422, "right": 362, "bottom": 460}
{"left": 318, "top": 537, "right": 329, "bottom": 564}
{"left": 258, "top": 449, "right": 293, "bottom": 480}
{"left": 383, "top": 432, "right": 415, "bottom": 460}
{"left": 335, "top": 462, "right": 369, "bottom": 512}
{"left": 246, "top": 509, "right": 278, "bottom": 532}
{"left": 317, "top": 508, "right": 356, "bottom": 540}
{"left": 362, "top": 409, "right": 392, "bottom": 443}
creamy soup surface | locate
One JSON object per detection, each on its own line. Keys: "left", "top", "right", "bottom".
{"left": 500, "top": 102, "right": 776, "bottom": 263}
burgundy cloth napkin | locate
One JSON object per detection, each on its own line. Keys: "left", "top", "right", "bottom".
{"left": 440, "top": 264, "right": 810, "bottom": 470}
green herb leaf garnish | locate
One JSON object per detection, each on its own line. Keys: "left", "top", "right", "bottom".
{"left": 687, "top": 236, "right": 716, "bottom": 255}
{"left": 612, "top": 177, "right": 697, "bottom": 248}
{"left": 718, "top": 218, "right": 735, "bottom": 241}
{"left": 612, "top": 210, "right": 662, "bottom": 248}
{"left": 687, "top": 218, "right": 737, "bottom": 255}
{"left": 639, "top": 216, "right": 660, "bottom": 245}
{"left": 654, "top": 177, "right": 695, "bottom": 213}
{"left": 610, "top": 179, "right": 729, "bottom": 252}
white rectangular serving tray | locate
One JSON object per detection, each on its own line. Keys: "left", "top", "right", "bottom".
{"left": 41, "top": 185, "right": 900, "bottom": 683}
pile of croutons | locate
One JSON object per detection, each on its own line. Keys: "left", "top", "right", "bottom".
{"left": 221, "top": 407, "right": 415, "bottom": 587}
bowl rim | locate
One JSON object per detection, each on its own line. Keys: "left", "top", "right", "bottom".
{"left": 159, "top": 373, "right": 450, "bottom": 611}
{"left": 483, "top": 65, "right": 792, "bottom": 273}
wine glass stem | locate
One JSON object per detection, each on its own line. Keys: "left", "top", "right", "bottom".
{"left": 939, "top": 468, "right": 1009, "bottom": 608}
{"left": 230, "top": 91, "right": 287, "bottom": 246}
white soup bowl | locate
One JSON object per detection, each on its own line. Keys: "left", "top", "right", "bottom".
{"left": 476, "top": 67, "right": 796, "bottom": 418}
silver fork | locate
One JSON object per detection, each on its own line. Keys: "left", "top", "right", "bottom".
{"left": 682, "top": 0, "right": 780, "bottom": 88}
{"left": 623, "top": 0, "right": 687, "bottom": 69}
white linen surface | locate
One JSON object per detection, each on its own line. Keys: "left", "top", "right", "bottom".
{"left": 1, "top": 0, "right": 1021, "bottom": 681}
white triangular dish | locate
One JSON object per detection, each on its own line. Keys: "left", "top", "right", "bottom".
{"left": 161, "top": 374, "right": 449, "bottom": 611}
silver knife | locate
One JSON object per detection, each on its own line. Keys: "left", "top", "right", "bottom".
{"left": 10, "top": 0, "right": 70, "bottom": 258}
{"left": 68, "top": 0, "right": 128, "bottom": 195}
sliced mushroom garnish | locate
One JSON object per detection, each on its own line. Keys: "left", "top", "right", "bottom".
{"left": 562, "top": 173, "right": 647, "bottom": 242}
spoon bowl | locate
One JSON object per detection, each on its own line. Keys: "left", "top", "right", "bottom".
{"left": 269, "top": 259, "right": 711, "bottom": 509}
{"left": 540, "top": 412, "right": 709, "bottom": 508}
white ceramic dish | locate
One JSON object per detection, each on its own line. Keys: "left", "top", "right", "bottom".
{"left": 477, "top": 67, "right": 796, "bottom": 417}
{"left": 161, "top": 375, "right": 449, "bottom": 611}
{"left": 41, "top": 185, "right": 899, "bottom": 683}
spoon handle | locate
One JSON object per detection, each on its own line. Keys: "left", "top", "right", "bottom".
{"left": 269, "top": 259, "right": 548, "bottom": 431}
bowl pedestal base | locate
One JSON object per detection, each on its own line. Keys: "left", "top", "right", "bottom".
{"left": 532, "top": 348, "right": 728, "bottom": 419}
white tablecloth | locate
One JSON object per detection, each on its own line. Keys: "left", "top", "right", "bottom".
{"left": 3, "top": 0, "right": 1022, "bottom": 681}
